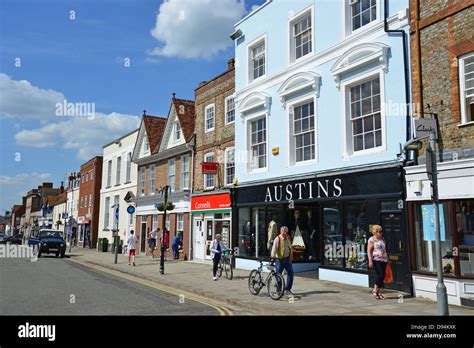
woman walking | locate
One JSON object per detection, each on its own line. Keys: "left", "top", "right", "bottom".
{"left": 368, "top": 224, "right": 388, "bottom": 299}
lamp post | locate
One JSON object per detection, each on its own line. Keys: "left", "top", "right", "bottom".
{"left": 403, "top": 130, "right": 449, "bottom": 316}
{"left": 111, "top": 203, "right": 120, "bottom": 264}
{"left": 158, "top": 185, "right": 171, "bottom": 275}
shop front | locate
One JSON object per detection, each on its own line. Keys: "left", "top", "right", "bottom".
{"left": 77, "top": 216, "right": 91, "bottom": 248}
{"left": 232, "top": 165, "right": 412, "bottom": 292}
{"left": 405, "top": 158, "right": 474, "bottom": 306}
{"left": 191, "top": 192, "right": 231, "bottom": 261}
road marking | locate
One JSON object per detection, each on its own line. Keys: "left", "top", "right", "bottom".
{"left": 67, "top": 258, "right": 233, "bottom": 316}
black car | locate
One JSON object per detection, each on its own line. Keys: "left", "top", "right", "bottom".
{"left": 1, "top": 233, "right": 23, "bottom": 245}
{"left": 28, "top": 229, "right": 66, "bottom": 258}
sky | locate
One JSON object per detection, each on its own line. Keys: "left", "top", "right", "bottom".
{"left": 0, "top": 0, "right": 266, "bottom": 213}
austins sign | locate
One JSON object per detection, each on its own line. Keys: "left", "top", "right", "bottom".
{"left": 264, "top": 178, "right": 342, "bottom": 202}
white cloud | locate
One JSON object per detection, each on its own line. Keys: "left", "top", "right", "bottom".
{"left": 0, "top": 173, "right": 52, "bottom": 211}
{"left": 15, "top": 112, "right": 141, "bottom": 160}
{"left": 149, "top": 0, "right": 246, "bottom": 59}
{"left": 0, "top": 73, "right": 65, "bottom": 120}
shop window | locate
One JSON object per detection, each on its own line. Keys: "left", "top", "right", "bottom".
{"left": 323, "top": 205, "right": 343, "bottom": 267}
{"left": 285, "top": 206, "right": 318, "bottom": 262}
{"left": 344, "top": 204, "right": 368, "bottom": 270}
{"left": 455, "top": 200, "right": 474, "bottom": 277}
{"left": 414, "top": 203, "right": 454, "bottom": 274}
{"left": 238, "top": 208, "right": 253, "bottom": 257}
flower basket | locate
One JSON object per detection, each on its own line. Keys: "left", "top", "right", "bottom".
{"left": 166, "top": 202, "right": 175, "bottom": 211}
{"left": 156, "top": 203, "right": 165, "bottom": 212}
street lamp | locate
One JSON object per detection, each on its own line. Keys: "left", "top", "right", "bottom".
{"left": 158, "top": 185, "right": 172, "bottom": 275}
{"left": 111, "top": 203, "right": 120, "bottom": 264}
{"left": 402, "top": 130, "right": 449, "bottom": 316}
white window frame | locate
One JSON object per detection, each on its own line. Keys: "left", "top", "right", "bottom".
{"left": 287, "top": 95, "right": 318, "bottom": 166}
{"left": 224, "top": 147, "right": 235, "bottom": 186}
{"left": 180, "top": 155, "right": 190, "bottom": 190}
{"left": 174, "top": 120, "right": 181, "bottom": 141}
{"left": 89, "top": 194, "right": 92, "bottom": 207}
{"left": 104, "top": 197, "right": 110, "bottom": 228}
{"left": 459, "top": 52, "right": 474, "bottom": 125}
{"left": 245, "top": 112, "right": 268, "bottom": 174}
{"left": 247, "top": 34, "right": 267, "bottom": 85}
{"left": 343, "top": 0, "right": 380, "bottom": 38}
{"left": 205, "top": 104, "right": 215, "bottom": 133}
{"left": 225, "top": 95, "right": 236, "bottom": 125}
{"left": 177, "top": 214, "right": 184, "bottom": 232}
{"left": 116, "top": 156, "right": 121, "bottom": 186}
{"left": 168, "top": 159, "right": 176, "bottom": 192}
{"left": 144, "top": 136, "right": 149, "bottom": 152}
{"left": 165, "top": 214, "right": 170, "bottom": 231}
{"left": 152, "top": 214, "right": 158, "bottom": 230}
{"left": 204, "top": 152, "right": 215, "bottom": 190}
{"left": 113, "top": 195, "right": 119, "bottom": 228}
{"left": 341, "top": 69, "right": 386, "bottom": 158}
{"left": 126, "top": 152, "right": 132, "bottom": 183}
{"left": 107, "top": 160, "right": 112, "bottom": 187}
{"left": 139, "top": 166, "right": 146, "bottom": 196}
{"left": 149, "top": 164, "right": 155, "bottom": 195}
{"left": 288, "top": 5, "right": 314, "bottom": 65}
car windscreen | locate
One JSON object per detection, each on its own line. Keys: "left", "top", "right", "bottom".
{"left": 39, "top": 231, "right": 63, "bottom": 238}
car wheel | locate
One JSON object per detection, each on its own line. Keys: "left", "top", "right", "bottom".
{"left": 56, "top": 252, "right": 60, "bottom": 258}
{"left": 60, "top": 252, "right": 65, "bottom": 258}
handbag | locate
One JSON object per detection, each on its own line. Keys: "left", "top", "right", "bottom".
{"left": 384, "top": 262, "right": 394, "bottom": 283}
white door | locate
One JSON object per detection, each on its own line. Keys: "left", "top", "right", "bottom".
{"left": 193, "top": 218, "right": 205, "bottom": 260}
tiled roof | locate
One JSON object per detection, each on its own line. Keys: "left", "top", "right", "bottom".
{"left": 143, "top": 115, "right": 167, "bottom": 155}
{"left": 172, "top": 97, "right": 195, "bottom": 142}
{"left": 43, "top": 192, "right": 67, "bottom": 208}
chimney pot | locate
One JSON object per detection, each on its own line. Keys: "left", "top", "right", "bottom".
{"left": 228, "top": 58, "right": 235, "bottom": 70}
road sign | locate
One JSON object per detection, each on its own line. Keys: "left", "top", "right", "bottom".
{"left": 115, "top": 206, "right": 119, "bottom": 222}
{"left": 415, "top": 118, "right": 438, "bottom": 139}
{"left": 126, "top": 205, "right": 135, "bottom": 214}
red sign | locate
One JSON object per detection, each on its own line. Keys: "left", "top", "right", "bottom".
{"left": 201, "top": 162, "right": 219, "bottom": 174}
{"left": 191, "top": 193, "right": 231, "bottom": 211}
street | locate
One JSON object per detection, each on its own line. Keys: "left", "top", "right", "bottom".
{"left": 0, "top": 257, "right": 219, "bottom": 316}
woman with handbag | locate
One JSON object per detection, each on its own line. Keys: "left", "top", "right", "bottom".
{"left": 368, "top": 224, "right": 388, "bottom": 299}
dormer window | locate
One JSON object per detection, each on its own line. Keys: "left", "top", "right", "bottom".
{"left": 175, "top": 121, "right": 181, "bottom": 141}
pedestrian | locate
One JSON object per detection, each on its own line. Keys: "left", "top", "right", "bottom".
{"left": 172, "top": 232, "right": 182, "bottom": 259}
{"left": 127, "top": 230, "right": 137, "bottom": 266}
{"left": 210, "top": 234, "right": 228, "bottom": 281}
{"left": 368, "top": 224, "right": 388, "bottom": 299}
{"left": 271, "top": 226, "right": 294, "bottom": 297}
{"left": 149, "top": 227, "right": 159, "bottom": 258}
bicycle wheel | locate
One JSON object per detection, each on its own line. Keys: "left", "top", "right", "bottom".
{"left": 224, "top": 257, "right": 233, "bottom": 280}
{"left": 248, "top": 269, "right": 262, "bottom": 295}
{"left": 267, "top": 272, "right": 285, "bottom": 300}
{"left": 217, "top": 260, "right": 223, "bottom": 278}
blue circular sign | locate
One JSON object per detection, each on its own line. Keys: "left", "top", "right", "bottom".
{"left": 127, "top": 205, "right": 135, "bottom": 214}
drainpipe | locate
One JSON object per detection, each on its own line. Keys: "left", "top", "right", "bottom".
{"left": 384, "top": 0, "right": 412, "bottom": 142}
{"left": 187, "top": 140, "right": 195, "bottom": 260}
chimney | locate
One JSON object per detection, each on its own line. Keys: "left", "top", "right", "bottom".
{"left": 227, "top": 58, "right": 235, "bottom": 70}
{"left": 60, "top": 181, "right": 64, "bottom": 194}
{"left": 198, "top": 81, "right": 207, "bottom": 87}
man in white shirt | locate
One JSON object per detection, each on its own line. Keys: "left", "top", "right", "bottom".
{"left": 127, "top": 230, "right": 138, "bottom": 266}
{"left": 149, "top": 228, "right": 159, "bottom": 258}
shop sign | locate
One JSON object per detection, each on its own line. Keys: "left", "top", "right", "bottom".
{"left": 191, "top": 194, "right": 231, "bottom": 211}
{"left": 77, "top": 216, "right": 84, "bottom": 224}
{"left": 414, "top": 118, "right": 438, "bottom": 139}
{"left": 202, "top": 162, "right": 219, "bottom": 174}
{"left": 234, "top": 168, "right": 403, "bottom": 205}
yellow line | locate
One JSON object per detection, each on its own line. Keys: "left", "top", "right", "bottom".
{"left": 67, "top": 258, "right": 233, "bottom": 316}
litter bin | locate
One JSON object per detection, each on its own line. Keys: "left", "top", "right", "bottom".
{"left": 111, "top": 238, "right": 123, "bottom": 254}
{"left": 102, "top": 237, "right": 108, "bottom": 252}
{"left": 97, "top": 238, "right": 104, "bottom": 252}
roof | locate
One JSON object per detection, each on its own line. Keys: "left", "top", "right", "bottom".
{"left": 102, "top": 128, "right": 140, "bottom": 148}
{"left": 43, "top": 192, "right": 67, "bottom": 208}
{"left": 143, "top": 115, "right": 167, "bottom": 155}
{"left": 172, "top": 97, "right": 195, "bottom": 143}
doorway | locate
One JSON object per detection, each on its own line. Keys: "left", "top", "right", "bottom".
{"left": 375, "top": 212, "right": 412, "bottom": 293}
{"left": 193, "top": 218, "right": 205, "bottom": 260}
{"left": 140, "top": 221, "right": 147, "bottom": 253}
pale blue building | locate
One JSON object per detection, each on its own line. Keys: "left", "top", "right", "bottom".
{"left": 231, "top": 0, "right": 413, "bottom": 292}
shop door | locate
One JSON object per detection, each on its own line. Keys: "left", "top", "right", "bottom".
{"left": 140, "top": 223, "right": 146, "bottom": 253}
{"left": 376, "top": 213, "right": 412, "bottom": 293}
{"left": 193, "top": 219, "right": 205, "bottom": 260}
{"left": 205, "top": 220, "right": 213, "bottom": 259}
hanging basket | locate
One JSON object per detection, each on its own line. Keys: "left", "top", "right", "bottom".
{"left": 166, "top": 202, "right": 175, "bottom": 211}
{"left": 156, "top": 203, "right": 165, "bottom": 212}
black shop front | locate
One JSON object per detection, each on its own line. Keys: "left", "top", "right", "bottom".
{"left": 231, "top": 165, "right": 412, "bottom": 293}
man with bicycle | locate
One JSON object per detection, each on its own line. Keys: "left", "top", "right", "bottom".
{"left": 271, "top": 226, "right": 294, "bottom": 297}
{"left": 210, "top": 233, "right": 229, "bottom": 281}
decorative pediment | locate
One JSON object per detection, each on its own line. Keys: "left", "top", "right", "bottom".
{"left": 278, "top": 71, "right": 321, "bottom": 109}
{"left": 331, "top": 43, "right": 390, "bottom": 89}
{"left": 238, "top": 91, "right": 271, "bottom": 119}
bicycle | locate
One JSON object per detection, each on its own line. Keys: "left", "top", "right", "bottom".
{"left": 217, "top": 249, "right": 233, "bottom": 280}
{"left": 248, "top": 259, "right": 285, "bottom": 300}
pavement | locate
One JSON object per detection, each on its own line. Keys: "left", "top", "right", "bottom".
{"left": 66, "top": 247, "right": 474, "bottom": 316}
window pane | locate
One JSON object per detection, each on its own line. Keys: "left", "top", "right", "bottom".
{"left": 455, "top": 200, "right": 474, "bottom": 277}
{"left": 354, "top": 135, "right": 364, "bottom": 151}
{"left": 353, "top": 118, "right": 363, "bottom": 135}
{"left": 364, "top": 132, "right": 374, "bottom": 149}
{"left": 362, "top": 97, "right": 372, "bottom": 115}
{"left": 344, "top": 203, "right": 368, "bottom": 270}
{"left": 374, "top": 112, "right": 381, "bottom": 129}
{"left": 361, "top": 81, "right": 371, "bottom": 98}
{"left": 375, "top": 130, "right": 382, "bottom": 147}
{"left": 373, "top": 95, "right": 381, "bottom": 112}
{"left": 351, "top": 85, "right": 360, "bottom": 102}
{"left": 364, "top": 115, "right": 374, "bottom": 132}
{"left": 323, "top": 206, "right": 343, "bottom": 267}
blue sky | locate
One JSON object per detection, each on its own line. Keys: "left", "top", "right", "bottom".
{"left": 0, "top": 0, "right": 265, "bottom": 212}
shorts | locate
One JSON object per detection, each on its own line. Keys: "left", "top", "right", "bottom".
{"left": 129, "top": 249, "right": 136, "bottom": 256}
{"left": 149, "top": 238, "right": 156, "bottom": 248}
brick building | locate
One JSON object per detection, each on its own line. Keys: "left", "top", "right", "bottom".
{"left": 191, "top": 59, "right": 235, "bottom": 261}
{"left": 77, "top": 156, "right": 103, "bottom": 248}
{"left": 132, "top": 97, "right": 195, "bottom": 260}
{"left": 10, "top": 202, "right": 25, "bottom": 235}
{"left": 405, "top": 0, "right": 474, "bottom": 306}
